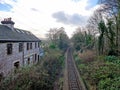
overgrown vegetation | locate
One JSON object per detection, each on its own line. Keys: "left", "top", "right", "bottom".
{"left": 72, "top": 0, "right": 120, "bottom": 89}
{"left": 0, "top": 47, "right": 65, "bottom": 90}
{"left": 74, "top": 51, "right": 120, "bottom": 90}
{"left": 0, "top": 27, "right": 70, "bottom": 90}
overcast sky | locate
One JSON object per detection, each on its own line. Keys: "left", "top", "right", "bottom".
{"left": 0, "top": 0, "right": 99, "bottom": 38}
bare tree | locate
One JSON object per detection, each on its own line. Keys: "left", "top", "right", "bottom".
{"left": 46, "top": 27, "right": 69, "bottom": 51}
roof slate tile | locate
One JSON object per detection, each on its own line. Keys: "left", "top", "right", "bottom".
{"left": 0, "top": 25, "right": 40, "bottom": 42}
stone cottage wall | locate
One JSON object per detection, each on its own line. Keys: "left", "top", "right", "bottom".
{"left": 23, "top": 42, "right": 40, "bottom": 66}
{"left": 0, "top": 42, "right": 40, "bottom": 76}
{"left": 0, "top": 43, "right": 23, "bottom": 76}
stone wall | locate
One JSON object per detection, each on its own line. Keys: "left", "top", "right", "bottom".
{"left": 0, "top": 42, "right": 40, "bottom": 76}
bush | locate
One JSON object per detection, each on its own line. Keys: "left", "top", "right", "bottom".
{"left": 0, "top": 65, "right": 50, "bottom": 90}
{"left": 49, "top": 43, "right": 57, "bottom": 49}
{"left": 105, "top": 55, "right": 120, "bottom": 65}
{"left": 74, "top": 51, "right": 120, "bottom": 90}
{"left": 98, "top": 77, "right": 120, "bottom": 90}
{"left": 105, "top": 55, "right": 118, "bottom": 62}
{"left": 78, "top": 50, "right": 96, "bottom": 63}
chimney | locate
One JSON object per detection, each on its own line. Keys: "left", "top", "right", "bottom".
{"left": 1, "top": 17, "right": 15, "bottom": 30}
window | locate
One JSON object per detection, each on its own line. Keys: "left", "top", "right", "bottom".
{"left": 0, "top": 72, "right": 3, "bottom": 80}
{"left": 14, "top": 61, "right": 20, "bottom": 73}
{"left": 28, "top": 58, "right": 30, "bottom": 65}
{"left": 35, "top": 42, "right": 37, "bottom": 48}
{"left": 7, "top": 44, "right": 12, "bottom": 55}
{"left": 30, "top": 43, "right": 32, "bottom": 49}
{"left": 38, "top": 42, "right": 39, "bottom": 47}
{"left": 38, "top": 55, "right": 39, "bottom": 61}
{"left": 35, "top": 54, "right": 37, "bottom": 61}
{"left": 14, "top": 61, "right": 19, "bottom": 69}
{"left": 27, "top": 43, "right": 29, "bottom": 50}
{"left": 19, "top": 43, "right": 23, "bottom": 52}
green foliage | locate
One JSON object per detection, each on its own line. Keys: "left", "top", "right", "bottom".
{"left": 72, "top": 28, "right": 95, "bottom": 51}
{"left": 105, "top": 55, "right": 118, "bottom": 62}
{"left": 98, "top": 0, "right": 120, "bottom": 54}
{"left": 58, "top": 77, "right": 64, "bottom": 90}
{"left": 98, "top": 20, "right": 106, "bottom": 55}
{"left": 104, "top": 55, "right": 120, "bottom": 65}
{"left": 72, "top": 0, "right": 120, "bottom": 89}
{"left": 49, "top": 43, "right": 57, "bottom": 49}
{"left": 47, "top": 27, "right": 69, "bottom": 51}
{"left": 98, "top": 77, "right": 120, "bottom": 90}
{"left": 0, "top": 65, "right": 50, "bottom": 90}
{"left": 74, "top": 52, "right": 120, "bottom": 90}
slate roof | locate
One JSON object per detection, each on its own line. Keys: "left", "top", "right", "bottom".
{"left": 0, "top": 25, "right": 41, "bottom": 42}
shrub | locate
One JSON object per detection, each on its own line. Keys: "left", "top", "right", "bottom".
{"left": 0, "top": 48, "right": 64, "bottom": 90}
{"left": 98, "top": 77, "right": 120, "bottom": 90}
{"left": 78, "top": 50, "right": 96, "bottom": 63}
{"left": 49, "top": 43, "right": 57, "bottom": 49}
{"left": 74, "top": 51, "right": 120, "bottom": 90}
{"left": 105, "top": 55, "right": 120, "bottom": 65}
{"left": 105, "top": 55, "right": 118, "bottom": 62}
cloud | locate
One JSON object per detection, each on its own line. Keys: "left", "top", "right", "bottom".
{"left": 0, "top": 0, "right": 99, "bottom": 38}
{"left": 52, "top": 11, "right": 88, "bottom": 26}
{"left": 71, "top": 0, "right": 81, "bottom": 2}
{"left": 52, "top": 11, "right": 68, "bottom": 24}
{"left": 30, "top": 8, "right": 39, "bottom": 12}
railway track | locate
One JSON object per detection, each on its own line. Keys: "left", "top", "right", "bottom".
{"left": 66, "top": 48, "right": 85, "bottom": 90}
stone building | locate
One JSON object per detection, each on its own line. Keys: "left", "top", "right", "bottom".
{"left": 0, "top": 18, "right": 41, "bottom": 77}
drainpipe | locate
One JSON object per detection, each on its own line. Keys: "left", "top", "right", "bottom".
{"left": 22, "top": 42, "right": 25, "bottom": 66}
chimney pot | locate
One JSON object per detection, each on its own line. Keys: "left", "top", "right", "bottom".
{"left": 1, "top": 17, "right": 15, "bottom": 30}
{"left": 8, "top": 17, "right": 11, "bottom": 21}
